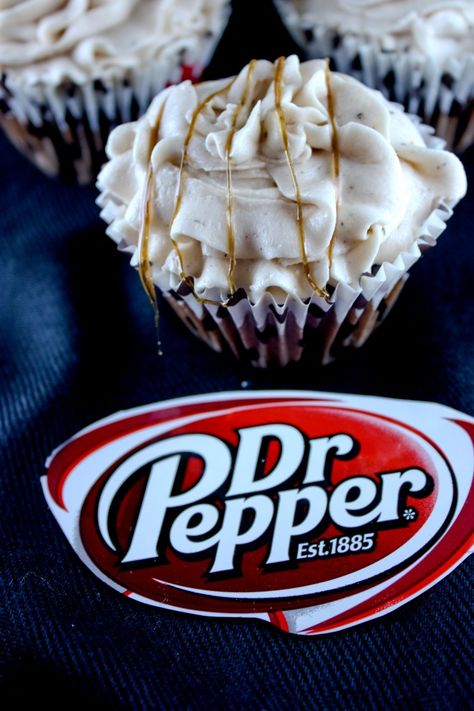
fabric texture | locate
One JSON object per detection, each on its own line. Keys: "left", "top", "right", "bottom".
{"left": 0, "top": 1, "right": 472, "bottom": 708}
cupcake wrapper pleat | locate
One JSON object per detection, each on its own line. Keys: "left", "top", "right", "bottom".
{"left": 274, "top": 0, "right": 474, "bottom": 152}
{"left": 159, "top": 201, "right": 451, "bottom": 367}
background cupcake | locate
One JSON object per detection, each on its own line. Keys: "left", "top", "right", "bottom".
{"left": 273, "top": 1, "right": 474, "bottom": 152}
{"left": 0, "top": 0, "right": 231, "bottom": 183}
{"left": 97, "top": 55, "right": 466, "bottom": 367}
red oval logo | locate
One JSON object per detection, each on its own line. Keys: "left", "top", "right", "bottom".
{"left": 43, "top": 391, "right": 474, "bottom": 635}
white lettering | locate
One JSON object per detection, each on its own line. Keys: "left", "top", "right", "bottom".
{"left": 118, "top": 434, "right": 231, "bottom": 564}
{"left": 377, "top": 469, "right": 429, "bottom": 522}
{"left": 329, "top": 477, "right": 378, "bottom": 528}
{"left": 170, "top": 504, "right": 220, "bottom": 555}
{"left": 210, "top": 495, "right": 274, "bottom": 573}
{"left": 304, "top": 433, "right": 356, "bottom": 484}
{"left": 97, "top": 424, "right": 433, "bottom": 577}
{"left": 266, "top": 487, "right": 328, "bottom": 564}
{"left": 330, "top": 469, "right": 429, "bottom": 528}
{"left": 227, "top": 424, "right": 305, "bottom": 497}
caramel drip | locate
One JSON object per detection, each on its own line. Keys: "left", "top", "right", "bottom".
{"left": 138, "top": 166, "right": 158, "bottom": 304}
{"left": 138, "top": 102, "right": 166, "bottom": 355}
{"left": 138, "top": 103, "right": 165, "bottom": 305}
{"left": 324, "top": 60, "right": 340, "bottom": 273}
{"left": 274, "top": 56, "right": 328, "bottom": 299}
{"left": 224, "top": 59, "right": 257, "bottom": 294}
{"left": 169, "top": 76, "right": 237, "bottom": 306}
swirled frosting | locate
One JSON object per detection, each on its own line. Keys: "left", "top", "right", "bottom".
{"left": 97, "top": 56, "right": 467, "bottom": 302}
{"left": 285, "top": 0, "right": 474, "bottom": 58}
{"left": 0, "top": 0, "right": 228, "bottom": 85}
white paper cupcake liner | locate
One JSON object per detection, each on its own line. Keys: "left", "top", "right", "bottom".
{"left": 159, "top": 199, "right": 450, "bottom": 367}
{"left": 0, "top": 26, "right": 227, "bottom": 183}
{"left": 273, "top": 0, "right": 474, "bottom": 152}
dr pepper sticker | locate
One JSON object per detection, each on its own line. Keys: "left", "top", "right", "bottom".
{"left": 43, "top": 391, "right": 474, "bottom": 635}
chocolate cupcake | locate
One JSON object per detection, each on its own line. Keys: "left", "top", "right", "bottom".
{"left": 274, "top": 1, "right": 474, "bottom": 151}
{"left": 97, "top": 56, "right": 466, "bottom": 367}
{"left": 0, "top": 0, "right": 231, "bottom": 183}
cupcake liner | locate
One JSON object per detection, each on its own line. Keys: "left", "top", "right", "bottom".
{"left": 273, "top": 0, "right": 474, "bottom": 152}
{"left": 0, "top": 28, "right": 227, "bottom": 183}
{"left": 157, "top": 200, "right": 451, "bottom": 368}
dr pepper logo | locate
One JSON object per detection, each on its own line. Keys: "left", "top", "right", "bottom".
{"left": 43, "top": 391, "right": 474, "bottom": 635}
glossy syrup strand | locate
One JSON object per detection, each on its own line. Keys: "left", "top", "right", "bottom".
{"left": 169, "top": 76, "right": 237, "bottom": 307}
{"left": 324, "top": 60, "right": 340, "bottom": 273}
{"left": 139, "top": 166, "right": 158, "bottom": 304}
{"left": 138, "top": 102, "right": 165, "bottom": 303}
{"left": 274, "top": 57, "right": 328, "bottom": 299}
{"left": 225, "top": 59, "right": 257, "bottom": 295}
{"left": 138, "top": 102, "right": 166, "bottom": 355}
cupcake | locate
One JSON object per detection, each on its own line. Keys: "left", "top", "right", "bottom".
{"left": 97, "top": 55, "right": 466, "bottom": 367}
{"left": 273, "top": 1, "right": 474, "bottom": 152}
{"left": 0, "top": 0, "right": 230, "bottom": 183}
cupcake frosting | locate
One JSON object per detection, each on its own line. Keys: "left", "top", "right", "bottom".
{"left": 97, "top": 56, "right": 466, "bottom": 302}
{"left": 286, "top": 0, "right": 474, "bottom": 57}
{"left": 0, "top": 0, "right": 228, "bottom": 85}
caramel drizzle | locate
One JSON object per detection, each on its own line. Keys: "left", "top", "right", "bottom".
{"left": 324, "top": 60, "right": 340, "bottom": 272}
{"left": 139, "top": 57, "right": 336, "bottom": 321}
{"left": 138, "top": 103, "right": 165, "bottom": 305}
{"left": 225, "top": 59, "right": 257, "bottom": 294}
{"left": 274, "top": 56, "right": 328, "bottom": 299}
{"left": 169, "top": 76, "right": 237, "bottom": 306}
{"left": 137, "top": 102, "right": 167, "bottom": 354}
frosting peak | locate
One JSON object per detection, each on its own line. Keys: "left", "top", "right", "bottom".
{"left": 97, "top": 56, "right": 467, "bottom": 302}
{"left": 0, "top": 0, "right": 228, "bottom": 85}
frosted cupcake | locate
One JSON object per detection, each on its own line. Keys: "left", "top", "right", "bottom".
{"left": 0, "top": 0, "right": 230, "bottom": 183}
{"left": 97, "top": 56, "right": 466, "bottom": 367}
{"left": 273, "top": 1, "right": 474, "bottom": 151}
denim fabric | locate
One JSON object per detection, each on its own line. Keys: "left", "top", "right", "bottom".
{"left": 0, "top": 1, "right": 473, "bottom": 708}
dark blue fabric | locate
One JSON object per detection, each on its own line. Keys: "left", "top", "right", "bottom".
{"left": 1, "top": 1, "right": 473, "bottom": 708}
